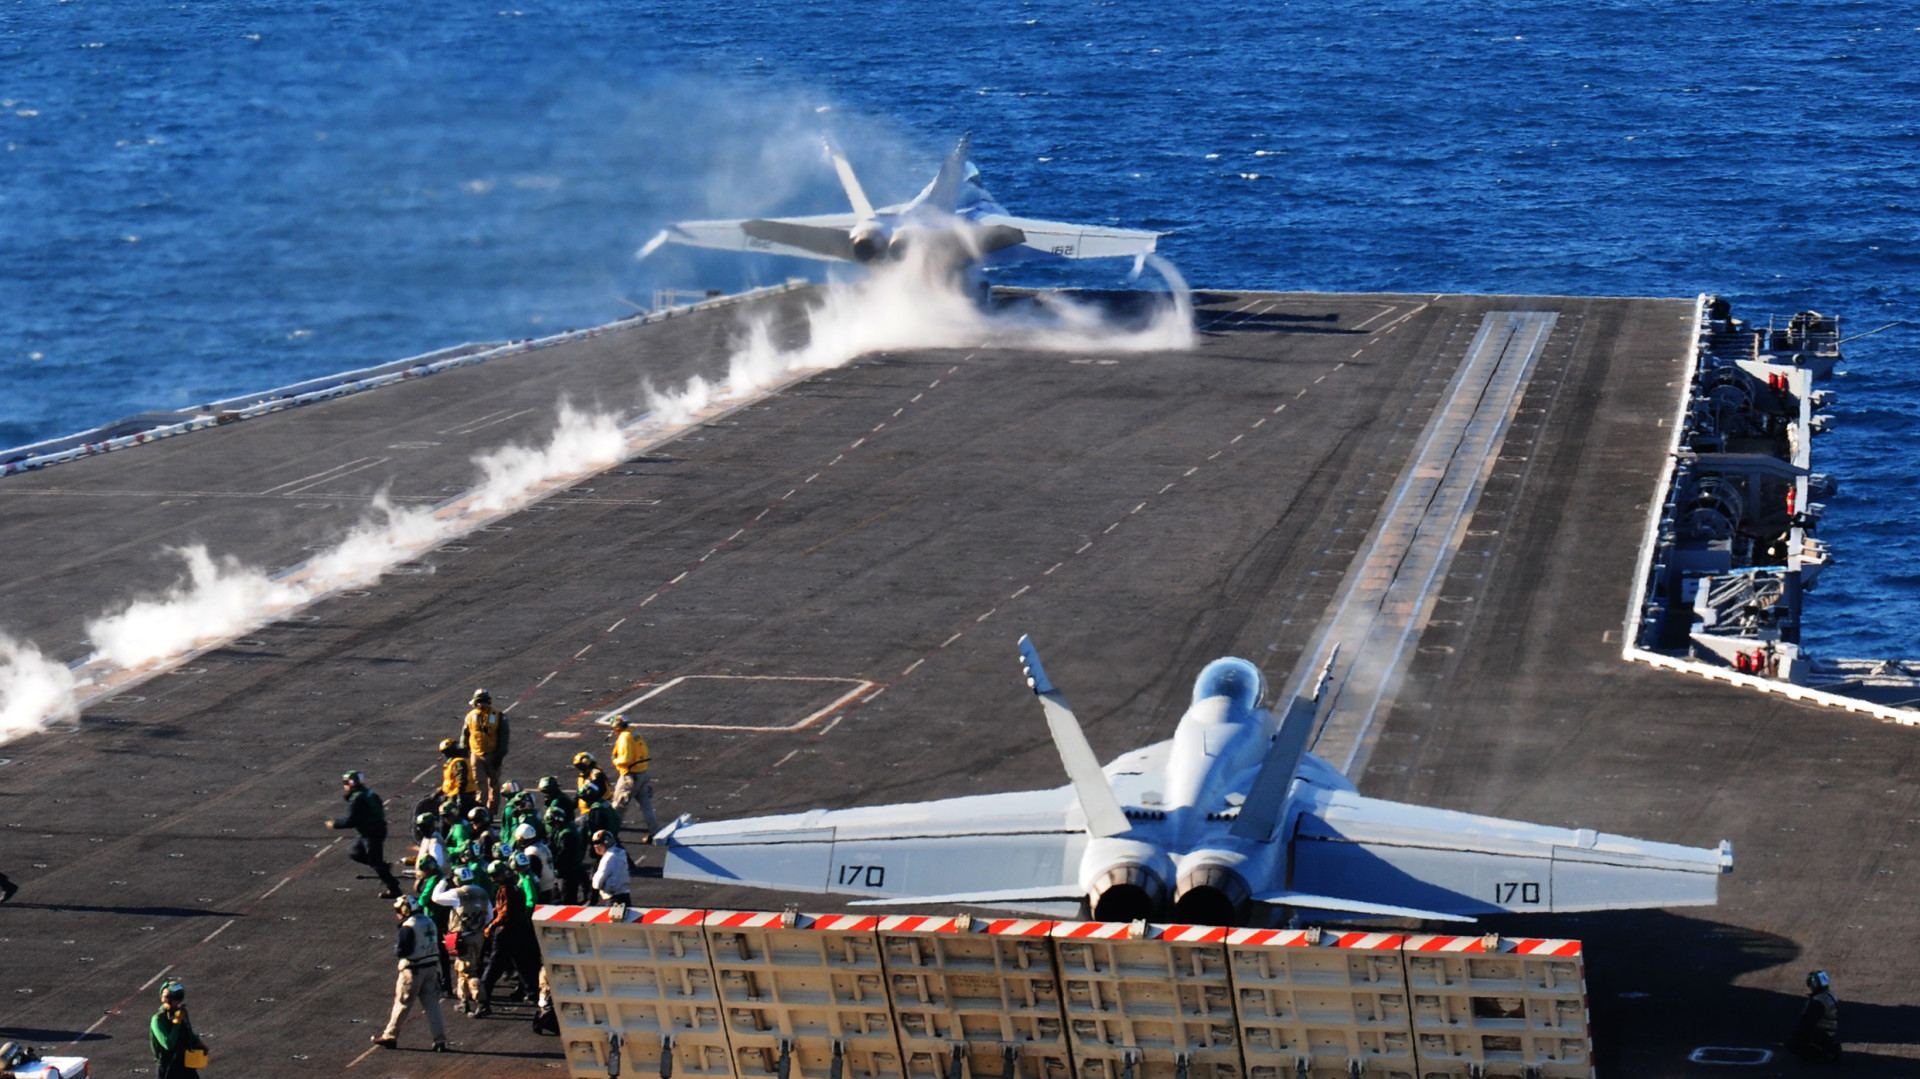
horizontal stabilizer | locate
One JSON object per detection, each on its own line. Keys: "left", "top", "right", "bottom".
{"left": 849, "top": 884, "right": 1084, "bottom": 907}
{"left": 1253, "top": 890, "right": 1477, "bottom": 923}
{"left": 1291, "top": 788, "right": 1730, "bottom": 915}
{"left": 742, "top": 219, "right": 855, "bottom": 261}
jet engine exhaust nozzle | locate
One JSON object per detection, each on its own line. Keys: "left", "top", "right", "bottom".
{"left": 1088, "top": 863, "right": 1168, "bottom": 923}
{"left": 849, "top": 223, "right": 889, "bottom": 263}
{"left": 1171, "top": 862, "right": 1252, "bottom": 926}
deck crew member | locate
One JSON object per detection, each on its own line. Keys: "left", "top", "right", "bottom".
{"left": 372, "top": 897, "right": 449, "bottom": 1052}
{"left": 326, "top": 770, "right": 403, "bottom": 898}
{"left": 411, "top": 813, "right": 448, "bottom": 894}
{"left": 475, "top": 852, "right": 543, "bottom": 1017}
{"left": 546, "top": 803, "right": 589, "bottom": 904}
{"left": 438, "top": 738, "right": 476, "bottom": 817}
{"left": 590, "top": 829, "right": 631, "bottom": 906}
{"left": 460, "top": 688, "right": 510, "bottom": 812}
{"left": 537, "top": 775, "right": 579, "bottom": 822}
{"left": 431, "top": 867, "right": 493, "bottom": 1015}
{"left": 1789, "top": 969, "right": 1841, "bottom": 1062}
{"left": 571, "top": 751, "right": 610, "bottom": 802}
{"left": 149, "top": 979, "right": 208, "bottom": 1079}
{"left": 609, "top": 716, "right": 660, "bottom": 838}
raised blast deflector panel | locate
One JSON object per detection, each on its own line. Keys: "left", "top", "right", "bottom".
{"left": 535, "top": 908, "right": 1596, "bottom": 1079}
{"left": 1288, "top": 791, "right": 1725, "bottom": 916}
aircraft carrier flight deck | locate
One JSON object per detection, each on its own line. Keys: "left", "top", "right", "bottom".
{"left": 1, "top": 288, "right": 1914, "bottom": 1074}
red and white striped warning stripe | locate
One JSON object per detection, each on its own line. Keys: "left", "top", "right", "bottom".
{"left": 981, "top": 919, "right": 1054, "bottom": 936}
{"left": 705, "top": 910, "right": 790, "bottom": 928}
{"left": 1049, "top": 921, "right": 1228, "bottom": 942}
{"left": 1158, "top": 924, "right": 1230, "bottom": 942}
{"left": 809, "top": 914, "right": 880, "bottom": 932}
{"left": 1404, "top": 935, "right": 1581, "bottom": 956}
{"left": 876, "top": 915, "right": 1055, "bottom": 936}
{"left": 876, "top": 914, "right": 965, "bottom": 934}
{"left": 532, "top": 905, "right": 708, "bottom": 925}
{"left": 1051, "top": 921, "right": 1136, "bottom": 939}
{"left": 1225, "top": 928, "right": 1406, "bottom": 950}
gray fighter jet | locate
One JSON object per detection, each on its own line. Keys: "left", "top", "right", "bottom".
{"left": 659, "top": 637, "right": 1732, "bottom": 925}
{"left": 639, "top": 136, "right": 1161, "bottom": 272}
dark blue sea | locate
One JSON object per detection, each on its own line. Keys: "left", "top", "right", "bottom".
{"left": 3, "top": 1, "right": 1915, "bottom": 656}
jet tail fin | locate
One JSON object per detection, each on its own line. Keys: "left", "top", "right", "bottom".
{"left": 823, "top": 136, "right": 875, "bottom": 221}
{"left": 915, "top": 133, "right": 975, "bottom": 213}
{"left": 1231, "top": 644, "right": 1339, "bottom": 841}
{"left": 1018, "top": 635, "right": 1131, "bottom": 839}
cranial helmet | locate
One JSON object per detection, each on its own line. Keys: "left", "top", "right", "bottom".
{"left": 439, "top": 737, "right": 459, "bottom": 755}
{"left": 1807, "top": 970, "right": 1830, "bottom": 992}
{"left": 159, "top": 979, "right": 185, "bottom": 1004}
{"left": 472, "top": 687, "right": 492, "bottom": 705}
{"left": 513, "top": 823, "right": 538, "bottom": 844}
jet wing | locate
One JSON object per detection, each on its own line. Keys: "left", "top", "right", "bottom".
{"left": 654, "top": 213, "right": 861, "bottom": 262}
{"left": 973, "top": 214, "right": 1161, "bottom": 262}
{"left": 663, "top": 786, "right": 1089, "bottom": 908}
{"left": 1286, "top": 788, "right": 1732, "bottom": 917}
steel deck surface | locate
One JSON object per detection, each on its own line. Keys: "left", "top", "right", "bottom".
{"left": 1, "top": 289, "right": 1912, "bottom": 1075}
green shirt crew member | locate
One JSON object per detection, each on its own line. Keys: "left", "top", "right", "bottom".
{"left": 150, "top": 979, "right": 207, "bottom": 1079}
{"left": 327, "top": 770, "right": 403, "bottom": 898}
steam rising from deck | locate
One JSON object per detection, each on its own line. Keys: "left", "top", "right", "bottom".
{"left": 0, "top": 254, "right": 1192, "bottom": 743}
{"left": 0, "top": 404, "right": 626, "bottom": 741}
{"left": 647, "top": 248, "right": 1194, "bottom": 424}
{"left": 0, "top": 634, "right": 77, "bottom": 742}
{"left": 82, "top": 404, "right": 626, "bottom": 672}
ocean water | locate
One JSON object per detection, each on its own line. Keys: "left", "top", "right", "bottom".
{"left": 2, "top": 1, "right": 1915, "bottom": 656}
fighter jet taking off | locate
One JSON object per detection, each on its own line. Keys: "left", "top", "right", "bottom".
{"left": 638, "top": 135, "right": 1162, "bottom": 273}
{"left": 659, "top": 636, "right": 1732, "bottom": 926}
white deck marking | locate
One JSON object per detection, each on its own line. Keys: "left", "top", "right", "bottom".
{"left": 1302, "top": 311, "right": 1560, "bottom": 777}
{"left": 258, "top": 455, "right": 388, "bottom": 495}
{"left": 138, "top": 964, "right": 177, "bottom": 992}
{"left": 440, "top": 406, "right": 536, "bottom": 437}
{"left": 592, "top": 675, "right": 875, "bottom": 732}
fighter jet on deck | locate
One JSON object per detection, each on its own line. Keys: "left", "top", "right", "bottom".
{"left": 639, "top": 136, "right": 1161, "bottom": 272}
{"left": 659, "top": 636, "right": 1732, "bottom": 926}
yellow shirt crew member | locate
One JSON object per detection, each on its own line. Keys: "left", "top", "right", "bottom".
{"left": 462, "top": 688, "right": 509, "bottom": 812}
{"left": 612, "top": 728, "right": 648, "bottom": 775}
{"left": 438, "top": 738, "right": 475, "bottom": 811}
{"left": 608, "top": 716, "right": 660, "bottom": 836}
